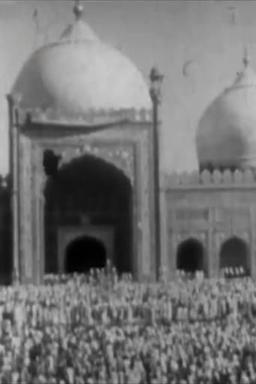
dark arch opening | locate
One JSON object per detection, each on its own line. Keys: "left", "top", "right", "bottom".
{"left": 65, "top": 236, "right": 106, "bottom": 274}
{"left": 177, "top": 238, "right": 204, "bottom": 274}
{"left": 44, "top": 153, "right": 132, "bottom": 275}
{"left": 220, "top": 237, "right": 249, "bottom": 277}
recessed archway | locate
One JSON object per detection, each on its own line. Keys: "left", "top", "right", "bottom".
{"left": 220, "top": 237, "right": 249, "bottom": 277}
{"left": 44, "top": 154, "right": 133, "bottom": 276}
{"left": 65, "top": 236, "right": 106, "bottom": 274}
{"left": 176, "top": 238, "right": 204, "bottom": 274}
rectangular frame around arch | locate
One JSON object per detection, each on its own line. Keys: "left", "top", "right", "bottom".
{"left": 16, "top": 121, "right": 156, "bottom": 283}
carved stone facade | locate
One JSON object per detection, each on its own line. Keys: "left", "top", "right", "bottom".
{"left": 9, "top": 100, "right": 256, "bottom": 283}
{"left": 161, "top": 171, "right": 256, "bottom": 279}
{"left": 7, "top": 100, "right": 256, "bottom": 283}
{"left": 9, "top": 102, "right": 156, "bottom": 284}
{"left": 8, "top": 98, "right": 256, "bottom": 284}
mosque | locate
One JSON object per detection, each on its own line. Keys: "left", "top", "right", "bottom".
{"left": 1, "top": 2, "right": 256, "bottom": 284}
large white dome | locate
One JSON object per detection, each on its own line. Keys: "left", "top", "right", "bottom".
{"left": 12, "top": 6, "right": 151, "bottom": 118}
{"left": 196, "top": 55, "right": 256, "bottom": 171}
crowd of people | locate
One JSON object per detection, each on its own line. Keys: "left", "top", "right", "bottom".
{"left": 0, "top": 268, "right": 255, "bottom": 383}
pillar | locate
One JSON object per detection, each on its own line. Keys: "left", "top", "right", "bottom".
{"left": 7, "top": 96, "right": 20, "bottom": 284}
{"left": 250, "top": 206, "right": 256, "bottom": 279}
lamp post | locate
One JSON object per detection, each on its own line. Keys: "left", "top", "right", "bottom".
{"left": 149, "top": 67, "right": 163, "bottom": 281}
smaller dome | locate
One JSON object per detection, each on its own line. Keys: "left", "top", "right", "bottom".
{"left": 196, "top": 51, "right": 256, "bottom": 171}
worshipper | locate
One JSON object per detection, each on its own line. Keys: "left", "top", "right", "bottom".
{"left": 1, "top": 271, "right": 256, "bottom": 382}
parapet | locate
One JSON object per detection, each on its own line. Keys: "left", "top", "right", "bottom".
{"left": 11, "top": 104, "right": 153, "bottom": 127}
{"left": 162, "top": 169, "right": 256, "bottom": 189}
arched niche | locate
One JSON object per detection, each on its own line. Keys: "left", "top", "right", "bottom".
{"left": 220, "top": 236, "right": 250, "bottom": 277}
{"left": 176, "top": 238, "right": 205, "bottom": 274}
{"left": 65, "top": 235, "right": 107, "bottom": 274}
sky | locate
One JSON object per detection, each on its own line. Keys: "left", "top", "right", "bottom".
{"left": 0, "top": 0, "right": 256, "bottom": 175}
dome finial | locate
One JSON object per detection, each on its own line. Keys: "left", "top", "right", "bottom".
{"left": 243, "top": 45, "right": 250, "bottom": 68}
{"left": 73, "top": 0, "right": 84, "bottom": 20}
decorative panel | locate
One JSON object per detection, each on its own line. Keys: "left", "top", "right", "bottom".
{"left": 59, "top": 143, "right": 135, "bottom": 186}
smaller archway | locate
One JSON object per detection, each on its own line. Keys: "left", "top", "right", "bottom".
{"left": 65, "top": 236, "right": 107, "bottom": 274}
{"left": 220, "top": 237, "right": 249, "bottom": 278}
{"left": 176, "top": 238, "right": 204, "bottom": 274}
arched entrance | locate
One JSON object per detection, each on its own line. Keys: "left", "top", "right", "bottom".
{"left": 177, "top": 238, "right": 204, "bottom": 274}
{"left": 65, "top": 236, "right": 106, "bottom": 273}
{"left": 44, "top": 154, "right": 132, "bottom": 275}
{"left": 220, "top": 237, "right": 249, "bottom": 277}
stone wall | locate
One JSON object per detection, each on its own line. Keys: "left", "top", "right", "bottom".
{"left": 161, "top": 169, "right": 256, "bottom": 279}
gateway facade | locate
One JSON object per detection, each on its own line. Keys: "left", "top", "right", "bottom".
{"left": 2, "top": 4, "right": 256, "bottom": 284}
